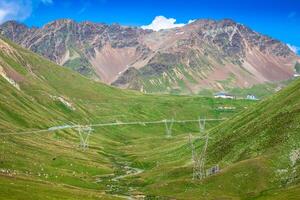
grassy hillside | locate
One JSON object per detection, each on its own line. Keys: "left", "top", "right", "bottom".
{"left": 137, "top": 76, "right": 300, "bottom": 199}
{"left": 0, "top": 36, "right": 299, "bottom": 199}
{"left": 0, "top": 37, "right": 256, "bottom": 199}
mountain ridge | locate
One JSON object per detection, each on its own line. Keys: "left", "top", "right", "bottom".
{"left": 0, "top": 35, "right": 299, "bottom": 199}
{"left": 1, "top": 18, "right": 299, "bottom": 94}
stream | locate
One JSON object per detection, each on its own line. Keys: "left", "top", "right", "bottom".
{"left": 95, "top": 161, "right": 145, "bottom": 200}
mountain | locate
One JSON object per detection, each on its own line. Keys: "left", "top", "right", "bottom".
{"left": 0, "top": 36, "right": 253, "bottom": 199}
{"left": 113, "top": 19, "right": 299, "bottom": 94}
{"left": 0, "top": 19, "right": 150, "bottom": 82}
{"left": 1, "top": 19, "right": 299, "bottom": 94}
{"left": 0, "top": 36, "right": 299, "bottom": 199}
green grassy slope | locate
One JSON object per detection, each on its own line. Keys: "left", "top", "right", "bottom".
{"left": 0, "top": 37, "right": 255, "bottom": 199}
{"left": 137, "top": 77, "right": 300, "bottom": 199}
{"left": 1, "top": 35, "right": 299, "bottom": 199}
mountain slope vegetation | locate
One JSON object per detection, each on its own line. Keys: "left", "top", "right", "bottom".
{"left": 0, "top": 36, "right": 251, "bottom": 199}
{"left": 0, "top": 36, "right": 299, "bottom": 199}
{"left": 144, "top": 69, "right": 300, "bottom": 199}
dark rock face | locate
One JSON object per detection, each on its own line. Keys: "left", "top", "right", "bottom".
{"left": 112, "top": 67, "right": 140, "bottom": 86}
{"left": 139, "top": 53, "right": 183, "bottom": 77}
{"left": 106, "top": 24, "right": 141, "bottom": 48}
{"left": 140, "top": 63, "right": 170, "bottom": 77}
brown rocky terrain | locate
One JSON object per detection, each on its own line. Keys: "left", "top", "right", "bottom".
{"left": 1, "top": 19, "right": 299, "bottom": 93}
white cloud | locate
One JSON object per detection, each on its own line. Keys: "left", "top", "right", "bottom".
{"left": 287, "top": 43, "right": 300, "bottom": 54}
{"left": 188, "top": 19, "right": 196, "bottom": 24}
{"left": 0, "top": 1, "right": 31, "bottom": 24}
{"left": 0, "top": 0, "right": 52, "bottom": 24}
{"left": 141, "top": 16, "right": 186, "bottom": 31}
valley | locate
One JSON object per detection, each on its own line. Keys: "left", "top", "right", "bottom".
{"left": 0, "top": 36, "right": 256, "bottom": 199}
{"left": 0, "top": 14, "right": 299, "bottom": 200}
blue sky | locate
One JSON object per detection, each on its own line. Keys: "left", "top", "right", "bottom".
{"left": 0, "top": 0, "right": 299, "bottom": 53}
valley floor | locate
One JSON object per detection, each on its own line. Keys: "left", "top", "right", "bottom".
{"left": 1, "top": 117, "right": 299, "bottom": 200}
{"left": 0, "top": 34, "right": 299, "bottom": 200}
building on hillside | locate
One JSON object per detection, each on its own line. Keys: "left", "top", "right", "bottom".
{"left": 214, "top": 92, "right": 235, "bottom": 99}
{"left": 246, "top": 94, "right": 259, "bottom": 100}
{"left": 294, "top": 73, "right": 300, "bottom": 78}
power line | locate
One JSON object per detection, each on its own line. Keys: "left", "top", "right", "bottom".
{"left": 0, "top": 129, "right": 51, "bottom": 136}
{"left": 0, "top": 118, "right": 226, "bottom": 136}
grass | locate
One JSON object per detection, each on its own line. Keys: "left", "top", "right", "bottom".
{"left": 0, "top": 36, "right": 299, "bottom": 199}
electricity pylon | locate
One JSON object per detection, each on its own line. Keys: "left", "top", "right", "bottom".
{"left": 188, "top": 134, "right": 197, "bottom": 179}
{"left": 199, "top": 117, "right": 206, "bottom": 132}
{"left": 165, "top": 119, "right": 174, "bottom": 138}
{"left": 189, "top": 117, "right": 210, "bottom": 180}
{"left": 76, "top": 125, "right": 93, "bottom": 151}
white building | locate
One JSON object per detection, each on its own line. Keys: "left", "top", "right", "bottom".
{"left": 246, "top": 94, "right": 259, "bottom": 100}
{"left": 294, "top": 74, "right": 300, "bottom": 78}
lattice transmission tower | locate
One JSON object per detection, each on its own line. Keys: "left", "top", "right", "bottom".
{"left": 164, "top": 119, "right": 174, "bottom": 138}
{"left": 76, "top": 125, "right": 93, "bottom": 151}
{"left": 189, "top": 117, "right": 210, "bottom": 180}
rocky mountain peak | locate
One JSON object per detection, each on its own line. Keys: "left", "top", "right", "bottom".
{"left": 1, "top": 20, "right": 27, "bottom": 28}
{"left": 42, "top": 19, "right": 74, "bottom": 29}
{"left": 219, "top": 18, "right": 238, "bottom": 26}
{"left": 0, "top": 18, "right": 298, "bottom": 94}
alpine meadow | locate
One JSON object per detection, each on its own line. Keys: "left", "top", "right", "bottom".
{"left": 0, "top": 0, "right": 300, "bottom": 199}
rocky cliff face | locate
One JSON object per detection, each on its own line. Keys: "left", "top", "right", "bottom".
{"left": 1, "top": 19, "right": 299, "bottom": 93}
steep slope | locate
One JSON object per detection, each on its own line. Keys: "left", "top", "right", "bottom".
{"left": 0, "top": 37, "right": 254, "bottom": 199}
{"left": 0, "top": 34, "right": 299, "bottom": 199}
{"left": 139, "top": 71, "right": 300, "bottom": 199}
{"left": 128, "top": 72, "right": 300, "bottom": 200}
{"left": 1, "top": 19, "right": 299, "bottom": 94}
{"left": 209, "top": 73, "right": 300, "bottom": 198}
